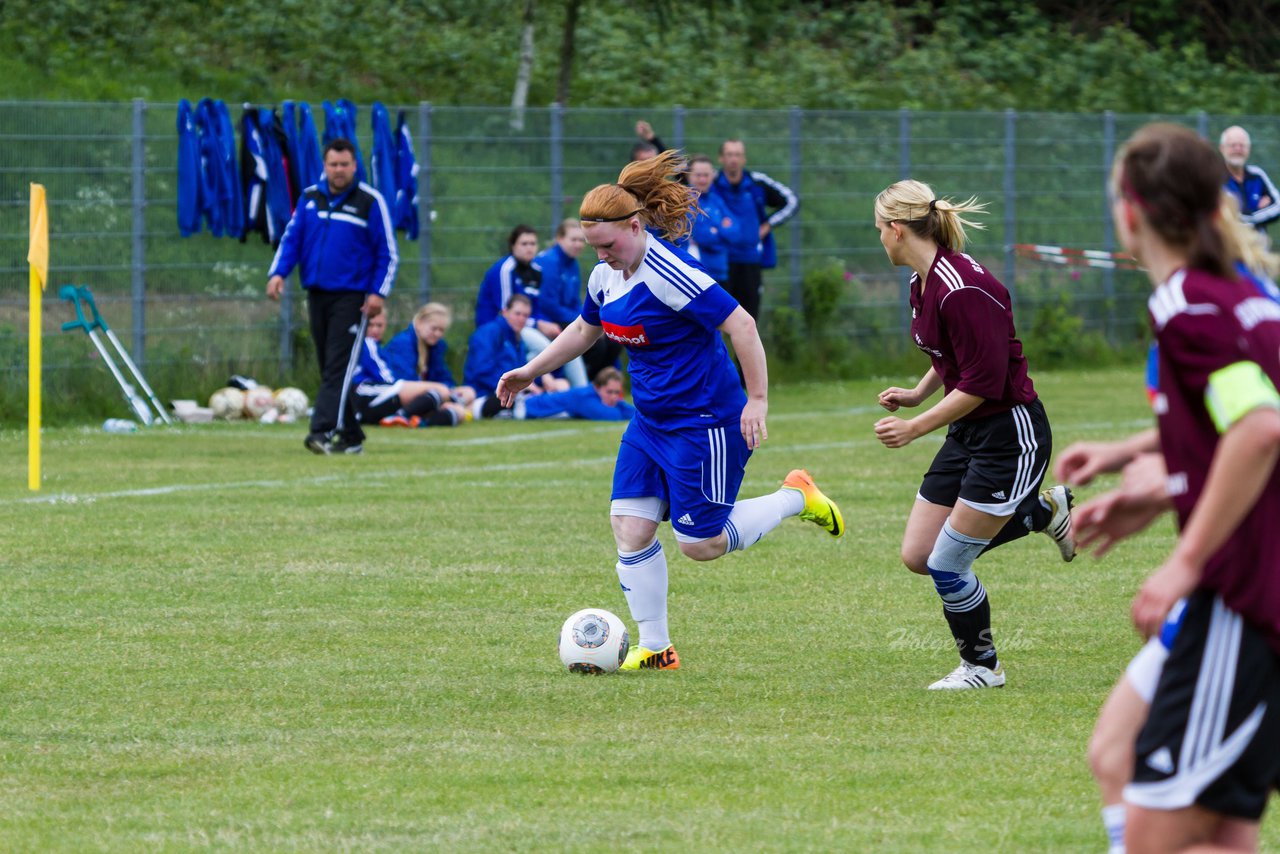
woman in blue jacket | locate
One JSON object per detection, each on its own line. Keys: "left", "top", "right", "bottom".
{"left": 382, "top": 303, "right": 476, "bottom": 405}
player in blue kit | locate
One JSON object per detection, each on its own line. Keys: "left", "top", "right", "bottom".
{"left": 497, "top": 150, "right": 843, "bottom": 670}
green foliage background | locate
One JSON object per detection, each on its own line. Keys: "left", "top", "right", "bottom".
{"left": 3, "top": 0, "right": 1280, "bottom": 112}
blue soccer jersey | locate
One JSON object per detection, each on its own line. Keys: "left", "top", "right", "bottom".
{"left": 581, "top": 233, "right": 744, "bottom": 429}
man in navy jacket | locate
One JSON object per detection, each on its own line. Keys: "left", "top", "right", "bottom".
{"left": 712, "top": 139, "right": 798, "bottom": 319}
{"left": 1220, "top": 125, "right": 1280, "bottom": 235}
{"left": 267, "top": 138, "right": 398, "bottom": 455}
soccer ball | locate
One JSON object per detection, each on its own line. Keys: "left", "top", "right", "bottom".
{"left": 242, "top": 386, "right": 276, "bottom": 419}
{"left": 558, "top": 608, "right": 630, "bottom": 674}
{"left": 273, "top": 387, "right": 309, "bottom": 418}
{"left": 209, "top": 387, "right": 246, "bottom": 420}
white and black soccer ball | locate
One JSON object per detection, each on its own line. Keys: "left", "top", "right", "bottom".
{"left": 273, "top": 387, "right": 309, "bottom": 418}
{"left": 558, "top": 608, "right": 629, "bottom": 674}
{"left": 209, "top": 387, "right": 246, "bottom": 420}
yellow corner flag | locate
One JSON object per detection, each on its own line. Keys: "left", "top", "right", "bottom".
{"left": 29, "top": 184, "right": 48, "bottom": 491}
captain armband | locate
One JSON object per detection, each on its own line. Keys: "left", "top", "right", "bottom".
{"left": 1205, "top": 361, "right": 1280, "bottom": 434}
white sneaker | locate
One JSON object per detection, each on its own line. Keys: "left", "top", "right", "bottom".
{"left": 928, "top": 661, "right": 1006, "bottom": 690}
{"left": 1041, "top": 484, "right": 1076, "bottom": 562}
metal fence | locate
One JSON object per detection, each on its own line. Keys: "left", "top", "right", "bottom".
{"left": 3, "top": 101, "right": 1276, "bottom": 400}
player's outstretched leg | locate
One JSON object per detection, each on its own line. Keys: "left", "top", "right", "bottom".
{"left": 782, "top": 469, "right": 844, "bottom": 537}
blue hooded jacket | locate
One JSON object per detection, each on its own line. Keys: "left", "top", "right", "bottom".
{"left": 322, "top": 99, "right": 367, "bottom": 184}
{"left": 394, "top": 111, "right": 420, "bottom": 238}
{"left": 294, "top": 103, "right": 324, "bottom": 193}
{"left": 177, "top": 100, "right": 202, "bottom": 237}
{"left": 370, "top": 102, "right": 398, "bottom": 219}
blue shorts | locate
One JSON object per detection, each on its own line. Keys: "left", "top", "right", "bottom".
{"left": 612, "top": 416, "right": 752, "bottom": 539}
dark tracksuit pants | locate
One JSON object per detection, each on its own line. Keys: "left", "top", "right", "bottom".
{"left": 307, "top": 289, "right": 366, "bottom": 443}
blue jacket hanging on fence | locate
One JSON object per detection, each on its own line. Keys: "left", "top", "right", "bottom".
{"left": 267, "top": 176, "right": 398, "bottom": 298}
{"left": 370, "top": 103, "right": 398, "bottom": 215}
{"left": 240, "top": 108, "right": 294, "bottom": 246}
{"left": 294, "top": 103, "right": 324, "bottom": 197}
{"left": 197, "top": 98, "right": 243, "bottom": 237}
{"left": 394, "top": 111, "right": 419, "bottom": 238}
{"left": 211, "top": 100, "right": 244, "bottom": 237}
{"left": 177, "top": 98, "right": 242, "bottom": 238}
{"left": 322, "top": 99, "right": 367, "bottom": 183}
{"left": 177, "top": 100, "right": 203, "bottom": 236}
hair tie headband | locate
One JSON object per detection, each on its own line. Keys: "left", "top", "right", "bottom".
{"left": 928, "top": 199, "right": 938, "bottom": 212}
{"left": 582, "top": 208, "right": 644, "bottom": 223}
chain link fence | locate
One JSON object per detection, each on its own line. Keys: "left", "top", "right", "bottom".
{"left": 2, "top": 101, "right": 1275, "bottom": 417}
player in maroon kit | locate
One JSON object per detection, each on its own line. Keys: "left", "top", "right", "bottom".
{"left": 871, "top": 179, "right": 1077, "bottom": 690}
{"left": 1090, "top": 123, "right": 1280, "bottom": 854}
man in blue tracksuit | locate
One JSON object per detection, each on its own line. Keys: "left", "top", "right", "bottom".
{"left": 711, "top": 138, "right": 798, "bottom": 319}
{"left": 267, "top": 138, "right": 398, "bottom": 455}
{"left": 1220, "top": 125, "right": 1280, "bottom": 235}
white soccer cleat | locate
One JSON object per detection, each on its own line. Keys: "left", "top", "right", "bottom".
{"left": 1041, "top": 484, "right": 1076, "bottom": 562}
{"left": 927, "top": 661, "right": 1006, "bottom": 690}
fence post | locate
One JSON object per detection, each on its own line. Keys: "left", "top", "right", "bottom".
{"left": 131, "top": 98, "right": 147, "bottom": 366}
{"left": 672, "top": 104, "right": 685, "bottom": 151}
{"left": 1003, "top": 108, "right": 1017, "bottom": 294}
{"left": 898, "top": 107, "right": 912, "bottom": 333}
{"left": 788, "top": 106, "right": 803, "bottom": 312}
{"left": 1196, "top": 110, "right": 1209, "bottom": 140}
{"left": 1102, "top": 110, "right": 1117, "bottom": 342}
{"left": 550, "top": 102, "right": 564, "bottom": 237}
{"left": 418, "top": 101, "right": 434, "bottom": 304}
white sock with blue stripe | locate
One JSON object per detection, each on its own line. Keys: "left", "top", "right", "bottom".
{"left": 616, "top": 540, "right": 669, "bottom": 650}
{"left": 1101, "top": 803, "right": 1126, "bottom": 854}
{"left": 722, "top": 489, "right": 806, "bottom": 553}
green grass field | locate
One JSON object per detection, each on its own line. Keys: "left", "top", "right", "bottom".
{"left": 3, "top": 369, "right": 1276, "bottom": 852}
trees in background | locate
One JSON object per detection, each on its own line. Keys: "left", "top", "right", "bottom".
{"left": 2, "top": 0, "right": 1278, "bottom": 113}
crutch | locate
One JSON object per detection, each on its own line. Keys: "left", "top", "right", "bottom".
{"left": 59, "top": 285, "right": 171, "bottom": 425}
{"left": 334, "top": 311, "right": 369, "bottom": 435}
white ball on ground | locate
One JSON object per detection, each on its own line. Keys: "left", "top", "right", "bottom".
{"left": 273, "top": 387, "right": 310, "bottom": 418}
{"left": 242, "top": 386, "right": 276, "bottom": 419}
{"left": 209, "top": 387, "right": 246, "bottom": 420}
{"left": 558, "top": 608, "right": 629, "bottom": 674}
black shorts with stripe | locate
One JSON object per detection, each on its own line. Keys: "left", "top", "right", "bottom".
{"left": 919, "top": 398, "right": 1052, "bottom": 517}
{"left": 353, "top": 381, "right": 403, "bottom": 424}
{"left": 1126, "top": 589, "right": 1280, "bottom": 820}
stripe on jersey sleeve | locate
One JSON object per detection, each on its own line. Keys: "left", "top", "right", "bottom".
{"left": 1205, "top": 360, "right": 1280, "bottom": 433}
{"left": 644, "top": 246, "right": 714, "bottom": 310}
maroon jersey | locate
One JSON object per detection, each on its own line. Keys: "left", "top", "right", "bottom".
{"left": 1152, "top": 267, "right": 1280, "bottom": 653}
{"left": 908, "top": 246, "right": 1037, "bottom": 420}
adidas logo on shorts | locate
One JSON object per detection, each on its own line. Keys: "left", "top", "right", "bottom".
{"left": 677, "top": 513, "right": 694, "bottom": 526}
{"left": 992, "top": 490, "right": 1007, "bottom": 500}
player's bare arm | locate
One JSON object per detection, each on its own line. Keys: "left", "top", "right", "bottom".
{"left": 719, "top": 306, "right": 768, "bottom": 448}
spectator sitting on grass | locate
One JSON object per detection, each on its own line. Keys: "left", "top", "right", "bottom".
{"left": 473, "top": 367, "right": 635, "bottom": 421}
{"left": 463, "top": 294, "right": 568, "bottom": 414}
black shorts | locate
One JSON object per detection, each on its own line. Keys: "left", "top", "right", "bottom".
{"left": 918, "top": 399, "right": 1052, "bottom": 516}
{"left": 1127, "top": 589, "right": 1280, "bottom": 820}
{"left": 353, "top": 381, "right": 403, "bottom": 423}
